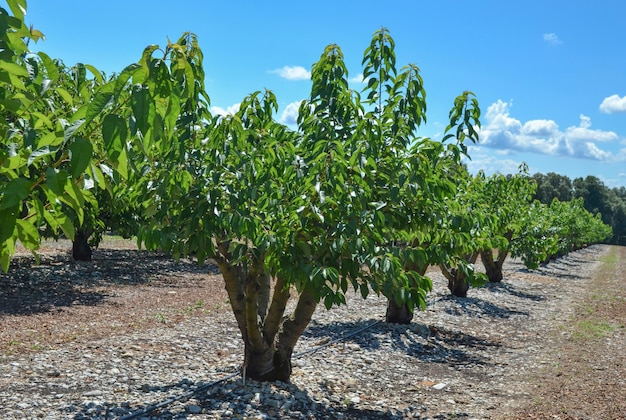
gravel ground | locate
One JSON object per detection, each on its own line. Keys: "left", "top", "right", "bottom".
{"left": 0, "top": 242, "right": 624, "bottom": 419}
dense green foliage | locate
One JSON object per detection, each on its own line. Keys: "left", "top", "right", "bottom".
{"left": 0, "top": 1, "right": 109, "bottom": 269}
{"left": 533, "top": 173, "right": 626, "bottom": 245}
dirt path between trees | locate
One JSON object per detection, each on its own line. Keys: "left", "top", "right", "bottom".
{"left": 511, "top": 246, "right": 626, "bottom": 419}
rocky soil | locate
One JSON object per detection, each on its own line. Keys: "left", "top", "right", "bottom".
{"left": 0, "top": 239, "right": 624, "bottom": 419}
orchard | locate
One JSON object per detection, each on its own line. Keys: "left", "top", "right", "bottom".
{"left": 0, "top": 0, "right": 613, "bottom": 387}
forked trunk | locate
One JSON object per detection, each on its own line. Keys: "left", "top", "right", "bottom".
{"left": 72, "top": 229, "right": 92, "bottom": 261}
{"left": 480, "top": 249, "right": 506, "bottom": 283}
{"left": 245, "top": 286, "right": 317, "bottom": 381}
{"left": 480, "top": 231, "right": 512, "bottom": 282}
{"left": 214, "top": 241, "right": 317, "bottom": 382}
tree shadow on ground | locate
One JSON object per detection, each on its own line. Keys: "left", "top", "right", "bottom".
{"left": 437, "top": 294, "right": 530, "bottom": 319}
{"left": 301, "top": 318, "right": 499, "bottom": 367}
{"left": 0, "top": 249, "right": 218, "bottom": 316}
{"left": 62, "top": 375, "right": 428, "bottom": 419}
{"left": 520, "top": 253, "right": 592, "bottom": 280}
{"left": 523, "top": 264, "right": 588, "bottom": 280}
{"left": 484, "top": 280, "right": 546, "bottom": 302}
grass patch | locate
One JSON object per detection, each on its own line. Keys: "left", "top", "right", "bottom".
{"left": 570, "top": 246, "right": 625, "bottom": 341}
{"left": 183, "top": 299, "right": 205, "bottom": 313}
{"left": 599, "top": 248, "right": 618, "bottom": 265}
{"left": 572, "top": 319, "right": 615, "bottom": 340}
{"left": 153, "top": 312, "right": 168, "bottom": 324}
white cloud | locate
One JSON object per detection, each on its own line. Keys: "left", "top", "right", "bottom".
{"left": 521, "top": 119, "right": 559, "bottom": 137}
{"left": 270, "top": 66, "right": 311, "bottom": 80}
{"left": 599, "top": 94, "right": 626, "bottom": 114}
{"left": 279, "top": 101, "right": 302, "bottom": 125}
{"left": 543, "top": 33, "right": 562, "bottom": 46}
{"left": 211, "top": 103, "right": 240, "bottom": 116}
{"left": 565, "top": 115, "right": 617, "bottom": 143}
{"left": 463, "top": 147, "right": 527, "bottom": 176}
{"left": 479, "top": 100, "right": 621, "bottom": 162}
{"left": 349, "top": 73, "right": 365, "bottom": 84}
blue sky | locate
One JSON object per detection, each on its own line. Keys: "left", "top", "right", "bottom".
{"left": 18, "top": 0, "right": 626, "bottom": 187}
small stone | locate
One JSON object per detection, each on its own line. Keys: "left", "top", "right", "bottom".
{"left": 188, "top": 404, "right": 202, "bottom": 414}
{"left": 350, "top": 396, "right": 361, "bottom": 404}
{"left": 432, "top": 383, "right": 447, "bottom": 390}
{"left": 83, "top": 390, "right": 103, "bottom": 397}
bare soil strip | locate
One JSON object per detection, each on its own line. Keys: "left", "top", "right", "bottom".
{"left": 513, "top": 246, "right": 626, "bottom": 419}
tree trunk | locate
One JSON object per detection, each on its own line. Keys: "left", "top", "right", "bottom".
{"left": 72, "top": 229, "right": 92, "bottom": 261}
{"left": 481, "top": 249, "right": 505, "bottom": 282}
{"left": 385, "top": 261, "right": 428, "bottom": 324}
{"left": 440, "top": 252, "right": 478, "bottom": 298}
{"left": 246, "top": 286, "right": 317, "bottom": 382}
{"left": 446, "top": 267, "right": 470, "bottom": 297}
{"left": 385, "top": 299, "right": 414, "bottom": 324}
{"left": 214, "top": 241, "right": 317, "bottom": 382}
{"left": 481, "top": 231, "right": 512, "bottom": 283}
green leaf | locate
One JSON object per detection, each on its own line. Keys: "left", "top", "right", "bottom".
{"left": 84, "top": 64, "right": 104, "bottom": 84}
{"left": 56, "top": 87, "right": 74, "bottom": 106}
{"left": 64, "top": 119, "right": 85, "bottom": 142}
{"left": 15, "top": 219, "right": 39, "bottom": 250}
{"left": 0, "top": 209, "right": 17, "bottom": 243}
{"left": 27, "top": 146, "right": 53, "bottom": 166}
{"left": 57, "top": 212, "right": 75, "bottom": 240}
{"left": 0, "top": 177, "right": 31, "bottom": 210}
{"left": 61, "top": 182, "right": 85, "bottom": 225}
{"left": 102, "top": 114, "right": 128, "bottom": 151}
{"left": 131, "top": 85, "right": 152, "bottom": 135}
{"left": 0, "top": 60, "right": 28, "bottom": 77}
{"left": 0, "top": 253, "right": 9, "bottom": 273}
{"left": 69, "top": 137, "right": 93, "bottom": 179}
{"left": 84, "top": 91, "right": 113, "bottom": 126}
{"left": 36, "top": 132, "right": 63, "bottom": 148}
{"left": 37, "top": 51, "right": 59, "bottom": 82}
{"left": 46, "top": 167, "right": 68, "bottom": 195}
{"left": 6, "top": 0, "right": 27, "bottom": 20}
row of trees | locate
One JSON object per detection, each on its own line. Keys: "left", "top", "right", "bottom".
{"left": 533, "top": 173, "right": 626, "bottom": 245}
{"left": 0, "top": 2, "right": 612, "bottom": 382}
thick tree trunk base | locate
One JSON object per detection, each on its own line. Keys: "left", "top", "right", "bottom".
{"left": 385, "top": 299, "right": 414, "bottom": 324}
{"left": 484, "top": 265, "right": 503, "bottom": 283}
{"left": 72, "top": 231, "right": 92, "bottom": 262}
{"left": 447, "top": 269, "right": 469, "bottom": 298}
{"left": 245, "top": 344, "right": 293, "bottom": 383}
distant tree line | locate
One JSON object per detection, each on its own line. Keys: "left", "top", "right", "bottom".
{"left": 532, "top": 173, "right": 626, "bottom": 246}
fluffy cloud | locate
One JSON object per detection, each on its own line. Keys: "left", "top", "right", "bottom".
{"left": 599, "top": 94, "right": 626, "bottom": 114}
{"left": 479, "top": 100, "right": 620, "bottom": 161}
{"left": 211, "top": 103, "right": 240, "bottom": 116}
{"left": 270, "top": 66, "right": 311, "bottom": 80}
{"left": 543, "top": 33, "right": 562, "bottom": 46}
{"left": 279, "top": 101, "right": 302, "bottom": 125}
